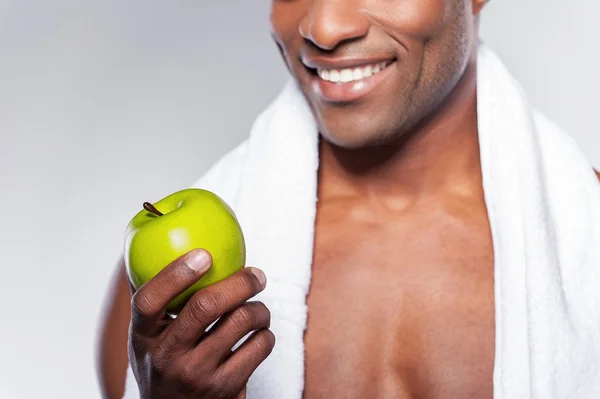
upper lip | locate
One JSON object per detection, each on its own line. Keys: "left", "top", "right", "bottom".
{"left": 301, "top": 56, "right": 395, "bottom": 71}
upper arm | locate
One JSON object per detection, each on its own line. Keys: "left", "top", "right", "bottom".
{"left": 96, "top": 257, "right": 132, "bottom": 399}
{"left": 595, "top": 169, "right": 600, "bottom": 182}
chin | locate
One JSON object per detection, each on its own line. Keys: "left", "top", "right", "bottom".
{"left": 318, "top": 126, "right": 394, "bottom": 149}
{"left": 305, "top": 83, "right": 420, "bottom": 149}
{"left": 316, "top": 110, "right": 413, "bottom": 149}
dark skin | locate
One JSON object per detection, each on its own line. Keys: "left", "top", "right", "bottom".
{"left": 96, "top": 258, "right": 131, "bottom": 399}
{"left": 97, "top": 0, "right": 600, "bottom": 397}
{"left": 275, "top": 1, "right": 492, "bottom": 396}
{"left": 304, "top": 52, "right": 494, "bottom": 399}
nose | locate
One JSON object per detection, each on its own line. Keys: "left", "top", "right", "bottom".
{"left": 299, "top": 0, "right": 369, "bottom": 51}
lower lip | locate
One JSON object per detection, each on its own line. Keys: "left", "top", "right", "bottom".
{"left": 310, "top": 62, "right": 395, "bottom": 104}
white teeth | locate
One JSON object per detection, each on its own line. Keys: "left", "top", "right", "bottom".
{"left": 340, "top": 69, "right": 353, "bottom": 83}
{"left": 329, "top": 70, "right": 340, "bottom": 83}
{"left": 317, "top": 61, "right": 390, "bottom": 84}
{"left": 363, "top": 65, "right": 372, "bottom": 78}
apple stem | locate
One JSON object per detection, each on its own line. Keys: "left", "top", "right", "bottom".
{"left": 143, "top": 202, "right": 164, "bottom": 217}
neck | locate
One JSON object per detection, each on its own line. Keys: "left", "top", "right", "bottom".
{"left": 319, "top": 55, "right": 480, "bottom": 202}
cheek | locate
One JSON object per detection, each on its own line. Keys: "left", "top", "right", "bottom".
{"left": 370, "top": 0, "right": 452, "bottom": 41}
{"left": 270, "top": 2, "right": 305, "bottom": 58}
{"left": 374, "top": 0, "right": 471, "bottom": 86}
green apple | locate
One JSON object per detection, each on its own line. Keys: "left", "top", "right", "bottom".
{"left": 124, "top": 188, "right": 246, "bottom": 313}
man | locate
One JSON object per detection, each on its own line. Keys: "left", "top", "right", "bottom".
{"left": 97, "top": 0, "right": 600, "bottom": 398}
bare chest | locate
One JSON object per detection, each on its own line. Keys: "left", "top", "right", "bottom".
{"left": 303, "top": 199, "right": 495, "bottom": 399}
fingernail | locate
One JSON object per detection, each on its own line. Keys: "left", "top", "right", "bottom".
{"left": 184, "top": 249, "right": 211, "bottom": 272}
{"left": 249, "top": 267, "right": 267, "bottom": 288}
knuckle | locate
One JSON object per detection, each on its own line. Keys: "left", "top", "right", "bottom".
{"left": 239, "top": 270, "right": 262, "bottom": 293}
{"left": 151, "top": 343, "right": 172, "bottom": 371}
{"left": 188, "top": 291, "right": 222, "bottom": 321}
{"left": 253, "top": 330, "right": 276, "bottom": 356}
{"left": 178, "top": 361, "right": 198, "bottom": 386}
{"left": 228, "top": 306, "right": 256, "bottom": 333}
{"left": 161, "top": 326, "right": 186, "bottom": 350}
{"left": 131, "top": 290, "right": 155, "bottom": 318}
{"left": 202, "top": 373, "right": 223, "bottom": 395}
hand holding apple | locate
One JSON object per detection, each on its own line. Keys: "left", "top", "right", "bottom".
{"left": 124, "top": 189, "right": 274, "bottom": 398}
{"left": 127, "top": 249, "right": 274, "bottom": 399}
{"left": 124, "top": 188, "right": 246, "bottom": 312}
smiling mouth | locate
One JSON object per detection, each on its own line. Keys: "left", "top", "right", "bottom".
{"left": 309, "top": 61, "right": 394, "bottom": 85}
{"left": 303, "top": 57, "right": 397, "bottom": 103}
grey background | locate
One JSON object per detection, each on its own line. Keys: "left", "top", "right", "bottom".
{"left": 0, "top": 1, "right": 598, "bottom": 398}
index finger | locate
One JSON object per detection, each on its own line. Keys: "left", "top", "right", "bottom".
{"left": 130, "top": 248, "right": 212, "bottom": 336}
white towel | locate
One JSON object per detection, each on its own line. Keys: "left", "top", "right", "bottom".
{"left": 123, "top": 43, "right": 600, "bottom": 398}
